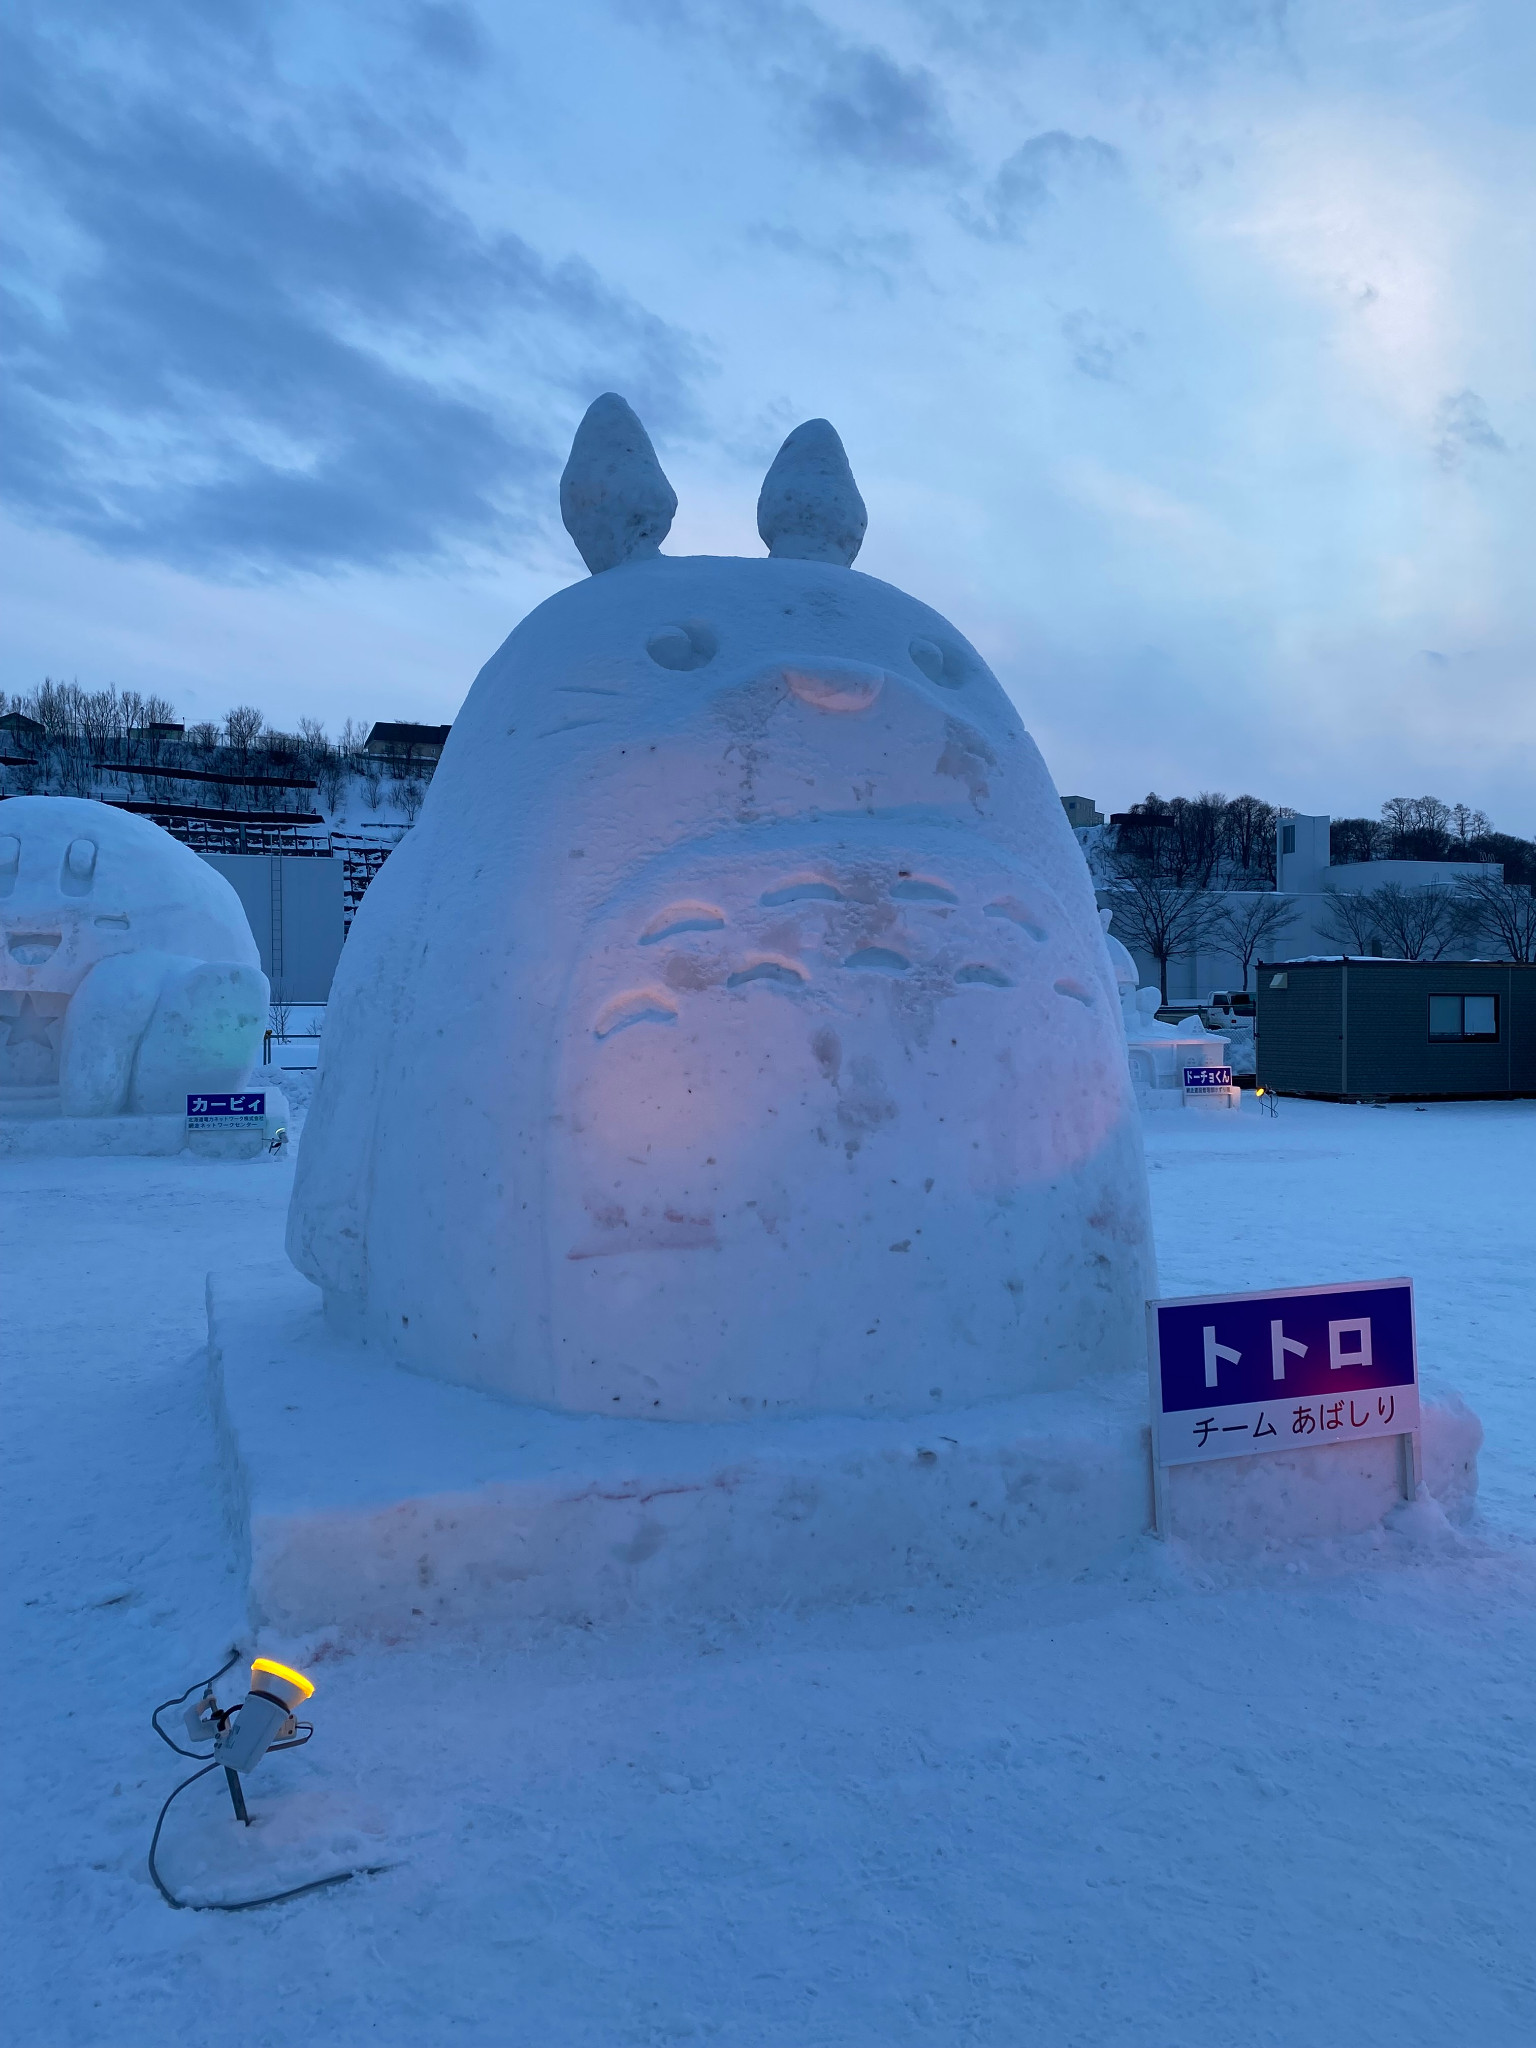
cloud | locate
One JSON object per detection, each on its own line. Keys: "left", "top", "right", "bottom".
{"left": 745, "top": 221, "right": 917, "bottom": 293}
{"left": 1059, "top": 308, "right": 1145, "bottom": 382}
{"left": 1433, "top": 389, "right": 1507, "bottom": 471}
{"left": 795, "top": 43, "right": 959, "bottom": 171}
{"left": 627, "top": 2, "right": 961, "bottom": 176}
{"left": 965, "top": 130, "right": 1123, "bottom": 241}
{"left": 0, "top": 12, "right": 708, "bottom": 577}
{"left": 408, "top": 2, "right": 489, "bottom": 69}
{"left": 921, "top": 0, "right": 1293, "bottom": 76}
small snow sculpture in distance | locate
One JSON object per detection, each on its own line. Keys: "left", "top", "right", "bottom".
{"left": 0, "top": 797, "right": 268, "bottom": 1121}
{"left": 757, "top": 419, "right": 868, "bottom": 566}
{"left": 560, "top": 392, "right": 678, "bottom": 574}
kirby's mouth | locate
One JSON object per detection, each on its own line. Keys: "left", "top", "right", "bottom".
{"left": 7, "top": 932, "right": 60, "bottom": 965}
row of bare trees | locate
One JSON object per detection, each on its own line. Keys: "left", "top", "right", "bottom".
{"left": 1315, "top": 876, "right": 1536, "bottom": 964}
{"left": 1329, "top": 795, "right": 1534, "bottom": 882}
{"left": 1107, "top": 870, "right": 1536, "bottom": 1001}
{"left": 0, "top": 683, "right": 429, "bottom": 823}
{"left": 1104, "top": 789, "right": 1536, "bottom": 890}
{"left": 1098, "top": 789, "right": 1536, "bottom": 998}
{"left": 1106, "top": 874, "right": 1300, "bottom": 1002}
{"left": 1106, "top": 791, "right": 1283, "bottom": 888}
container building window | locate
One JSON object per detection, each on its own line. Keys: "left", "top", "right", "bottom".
{"left": 1428, "top": 994, "right": 1499, "bottom": 1043}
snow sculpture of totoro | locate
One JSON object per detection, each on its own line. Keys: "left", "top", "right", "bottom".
{"left": 289, "top": 397, "right": 1155, "bottom": 1420}
{"left": 0, "top": 797, "right": 268, "bottom": 1119}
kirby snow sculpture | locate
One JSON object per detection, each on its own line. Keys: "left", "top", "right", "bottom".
{"left": 289, "top": 397, "right": 1155, "bottom": 1419}
{"left": 0, "top": 797, "right": 268, "bottom": 1119}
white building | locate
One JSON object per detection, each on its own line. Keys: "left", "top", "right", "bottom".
{"left": 1102, "top": 813, "right": 1504, "bottom": 1006}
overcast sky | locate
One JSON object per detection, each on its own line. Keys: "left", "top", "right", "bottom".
{"left": 3, "top": 0, "right": 1532, "bottom": 829}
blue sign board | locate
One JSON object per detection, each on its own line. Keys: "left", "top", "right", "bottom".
{"left": 1183, "top": 1065, "right": 1232, "bottom": 1091}
{"left": 1147, "top": 1277, "right": 1419, "bottom": 1478}
{"left": 186, "top": 1092, "right": 266, "bottom": 1130}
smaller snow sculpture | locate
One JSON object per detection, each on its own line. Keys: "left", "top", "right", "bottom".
{"left": 1123, "top": 987, "right": 1236, "bottom": 1110}
{"left": 0, "top": 798, "right": 268, "bottom": 1122}
{"left": 1100, "top": 908, "right": 1139, "bottom": 1021}
{"left": 1098, "top": 913, "right": 1235, "bottom": 1108}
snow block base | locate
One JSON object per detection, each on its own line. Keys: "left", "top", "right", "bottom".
{"left": 208, "top": 1265, "right": 1157, "bottom": 1639}
{"left": 1161, "top": 1401, "right": 1481, "bottom": 1549}
{"left": 208, "top": 1271, "right": 1483, "bottom": 1639}
{"left": 1134, "top": 1086, "right": 1242, "bottom": 1115}
{"left": 0, "top": 1112, "right": 187, "bottom": 1158}
{"left": 0, "top": 1086, "right": 288, "bottom": 1159}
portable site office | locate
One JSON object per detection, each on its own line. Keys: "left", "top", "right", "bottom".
{"left": 1255, "top": 957, "right": 1536, "bottom": 1100}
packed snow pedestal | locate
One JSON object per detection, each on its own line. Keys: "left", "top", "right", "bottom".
{"left": 210, "top": 1261, "right": 1480, "bottom": 1639}
{"left": 0, "top": 797, "right": 285, "bottom": 1157}
{"left": 290, "top": 398, "right": 1158, "bottom": 1420}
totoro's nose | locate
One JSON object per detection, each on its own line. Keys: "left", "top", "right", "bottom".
{"left": 778, "top": 658, "right": 889, "bottom": 713}
{"left": 7, "top": 931, "right": 60, "bottom": 965}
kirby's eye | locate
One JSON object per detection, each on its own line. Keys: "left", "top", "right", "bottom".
{"left": 61, "top": 837, "right": 98, "bottom": 895}
{"left": 646, "top": 621, "right": 718, "bottom": 672}
{"left": 0, "top": 835, "right": 17, "bottom": 897}
{"left": 910, "top": 635, "right": 967, "bottom": 688}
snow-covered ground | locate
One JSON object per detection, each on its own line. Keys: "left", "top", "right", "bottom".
{"left": 3, "top": 1097, "right": 1533, "bottom": 2047}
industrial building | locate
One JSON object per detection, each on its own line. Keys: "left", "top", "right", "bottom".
{"left": 1255, "top": 958, "right": 1536, "bottom": 1100}
{"left": 201, "top": 852, "right": 345, "bottom": 1005}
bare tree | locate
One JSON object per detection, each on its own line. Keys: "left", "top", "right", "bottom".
{"left": 1453, "top": 876, "right": 1536, "bottom": 962}
{"left": 1363, "top": 883, "right": 1464, "bottom": 960}
{"left": 394, "top": 777, "right": 427, "bottom": 825}
{"left": 1329, "top": 816, "right": 1382, "bottom": 864}
{"left": 224, "top": 705, "right": 264, "bottom": 761}
{"left": 1219, "top": 795, "right": 1281, "bottom": 886}
{"left": 1451, "top": 802, "right": 1494, "bottom": 847}
{"left": 1104, "top": 863, "right": 1223, "bottom": 1003}
{"left": 1317, "top": 886, "right": 1381, "bottom": 954}
{"left": 1215, "top": 894, "right": 1301, "bottom": 991}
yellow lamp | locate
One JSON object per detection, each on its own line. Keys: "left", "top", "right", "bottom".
{"left": 217, "top": 1657, "right": 317, "bottom": 1774}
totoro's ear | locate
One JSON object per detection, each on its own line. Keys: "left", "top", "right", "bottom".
{"left": 560, "top": 394, "right": 677, "bottom": 574}
{"left": 757, "top": 419, "right": 867, "bottom": 566}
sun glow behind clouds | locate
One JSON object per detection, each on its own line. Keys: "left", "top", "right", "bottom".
{"left": 0, "top": 0, "right": 1531, "bottom": 829}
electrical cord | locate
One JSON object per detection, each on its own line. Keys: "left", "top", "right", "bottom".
{"left": 152, "top": 1647, "right": 243, "bottom": 1759}
{"left": 147, "top": 1650, "right": 391, "bottom": 1913}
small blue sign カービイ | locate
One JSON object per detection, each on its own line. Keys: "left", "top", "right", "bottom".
{"left": 1146, "top": 1277, "right": 1419, "bottom": 1486}
{"left": 186, "top": 1092, "right": 265, "bottom": 1131}
{"left": 1182, "top": 1065, "right": 1233, "bottom": 1092}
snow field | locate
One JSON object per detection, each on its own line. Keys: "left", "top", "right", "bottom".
{"left": 2, "top": 1096, "right": 1534, "bottom": 2046}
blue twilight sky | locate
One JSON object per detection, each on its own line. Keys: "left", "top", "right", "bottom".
{"left": 2, "top": 0, "right": 1533, "bottom": 830}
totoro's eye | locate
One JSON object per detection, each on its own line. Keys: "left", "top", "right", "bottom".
{"left": 909, "top": 635, "right": 967, "bottom": 688}
{"left": 646, "top": 621, "right": 718, "bottom": 672}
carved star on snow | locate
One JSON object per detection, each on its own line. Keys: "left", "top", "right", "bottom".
{"left": 5, "top": 994, "right": 58, "bottom": 1051}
